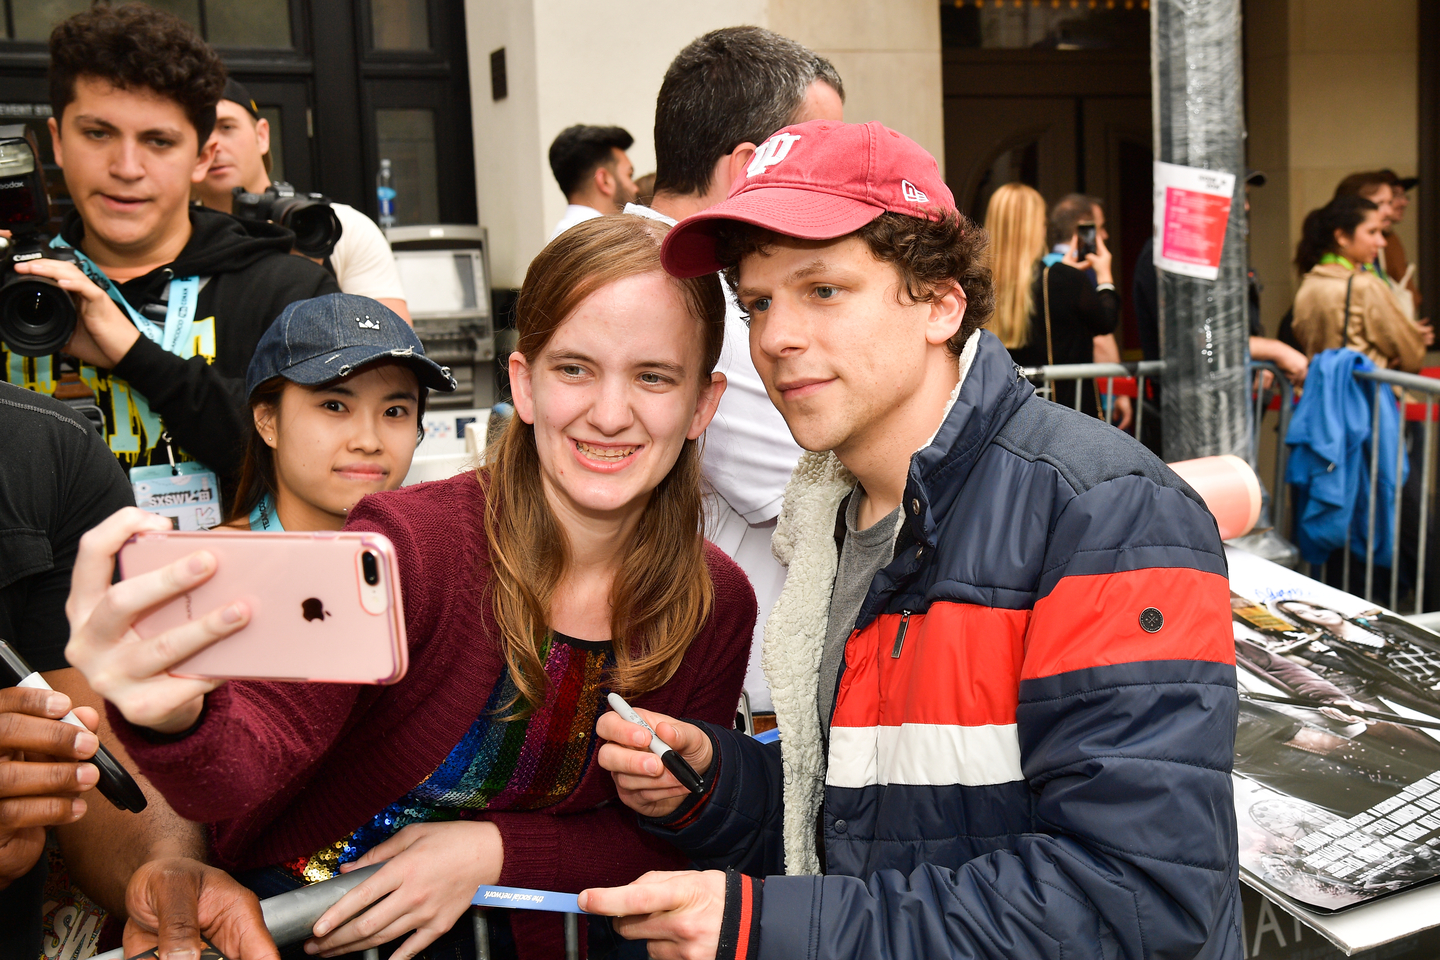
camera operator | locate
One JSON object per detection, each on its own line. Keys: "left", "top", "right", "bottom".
{"left": 0, "top": 380, "right": 273, "bottom": 959}
{"left": 195, "top": 79, "right": 412, "bottom": 322}
{"left": 2, "top": 4, "right": 338, "bottom": 496}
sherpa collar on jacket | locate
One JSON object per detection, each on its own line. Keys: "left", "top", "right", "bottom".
{"left": 761, "top": 330, "right": 1033, "bottom": 874}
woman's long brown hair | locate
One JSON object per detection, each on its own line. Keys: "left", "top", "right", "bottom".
{"left": 482, "top": 215, "right": 726, "bottom": 716}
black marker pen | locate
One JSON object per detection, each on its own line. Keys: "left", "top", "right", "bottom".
{"left": 0, "top": 640, "right": 148, "bottom": 813}
{"left": 607, "top": 692, "right": 704, "bottom": 795}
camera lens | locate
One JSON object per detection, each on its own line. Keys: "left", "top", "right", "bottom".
{"left": 361, "top": 550, "right": 380, "bottom": 586}
{"left": 280, "top": 202, "right": 343, "bottom": 259}
{"left": 0, "top": 276, "right": 78, "bottom": 357}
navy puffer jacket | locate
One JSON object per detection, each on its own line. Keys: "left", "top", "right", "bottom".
{"left": 647, "top": 332, "right": 1242, "bottom": 960}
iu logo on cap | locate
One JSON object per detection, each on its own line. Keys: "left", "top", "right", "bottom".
{"left": 901, "top": 180, "right": 929, "bottom": 203}
{"left": 747, "top": 132, "right": 802, "bottom": 177}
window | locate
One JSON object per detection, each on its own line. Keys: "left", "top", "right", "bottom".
{"left": 370, "top": 0, "right": 429, "bottom": 50}
{"left": 4, "top": 0, "right": 292, "bottom": 49}
{"left": 376, "top": 108, "right": 438, "bottom": 226}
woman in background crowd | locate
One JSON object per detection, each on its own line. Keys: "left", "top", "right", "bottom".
{"left": 984, "top": 182, "right": 1119, "bottom": 415}
{"left": 64, "top": 216, "right": 757, "bottom": 960}
{"left": 225, "top": 292, "right": 454, "bottom": 532}
{"left": 1291, "top": 194, "right": 1432, "bottom": 370}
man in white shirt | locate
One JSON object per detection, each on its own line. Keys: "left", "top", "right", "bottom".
{"left": 194, "top": 78, "right": 411, "bottom": 322}
{"left": 547, "top": 124, "right": 640, "bottom": 240}
{"left": 625, "top": 26, "right": 843, "bottom": 713}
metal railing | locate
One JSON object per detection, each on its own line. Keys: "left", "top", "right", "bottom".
{"left": 1248, "top": 361, "right": 1295, "bottom": 536}
{"left": 1019, "top": 359, "right": 1165, "bottom": 439}
{"left": 1340, "top": 367, "right": 1440, "bottom": 616}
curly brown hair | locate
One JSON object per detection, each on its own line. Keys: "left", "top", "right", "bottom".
{"left": 49, "top": 3, "right": 226, "bottom": 149}
{"left": 712, "top": 211, "right": 994, "bottom": 355}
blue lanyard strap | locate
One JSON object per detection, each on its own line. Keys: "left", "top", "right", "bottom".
{"left": 48, "top": 236, "right": 201, "bottom": 359}
{"left": 249, "top": 493, "right": 284, "bottom": 531}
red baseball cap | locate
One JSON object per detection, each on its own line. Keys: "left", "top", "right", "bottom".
{"left": 661, "top": 119, "right": 956, "bottom": 279}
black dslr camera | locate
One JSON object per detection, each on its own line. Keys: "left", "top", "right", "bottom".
{"left": 232, "top": 182, "right": 344, "bottom": 259}
{"left": 0, "top": 125, "right": 79, "bottom": 357}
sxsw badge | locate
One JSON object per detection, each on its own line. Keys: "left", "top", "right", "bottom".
{"left": 130, "top": 462, "right": 221, "bottom": 530}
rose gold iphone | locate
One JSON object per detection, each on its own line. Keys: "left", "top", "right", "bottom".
{"left": 117, "top": 530, "right": 408, "bottom": 684}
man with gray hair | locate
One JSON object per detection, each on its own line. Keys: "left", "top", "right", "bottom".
{"left": 626, "top": 26, "right": 844, "bottom": 718}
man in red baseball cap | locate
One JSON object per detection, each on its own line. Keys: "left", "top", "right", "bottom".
{"left": 586, "top": 120, "right": 1241, "bottom": 960}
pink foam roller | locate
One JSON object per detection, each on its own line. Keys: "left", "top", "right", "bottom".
{"left": 1167, "top": 455, "right": 1262, "bottom": 541}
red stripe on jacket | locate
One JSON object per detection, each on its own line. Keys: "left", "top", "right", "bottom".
{"left": 831, "top": 605, "right": 1030, "bottom": 729}
{"left": 1022, "top": 567, "right": 1234, "bottom": 681}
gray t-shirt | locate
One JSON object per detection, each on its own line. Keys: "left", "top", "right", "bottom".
{"left": 819, "top": 489, "right": 900, "bottom": 738}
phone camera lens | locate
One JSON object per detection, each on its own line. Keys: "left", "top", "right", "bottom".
{"left": 361, "top": 551, "right": 380, "bottom": 586}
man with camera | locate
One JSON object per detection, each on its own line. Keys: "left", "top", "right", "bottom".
{"left": 195, "top": 79, "right": 411, "bottom": 322}
{"left": 2, "top": 4, "right": 338, "bottom": 492}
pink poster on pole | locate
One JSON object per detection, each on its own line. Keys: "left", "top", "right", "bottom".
{"left": 1152, "top": 162, "right": 1238, "bottom": 280}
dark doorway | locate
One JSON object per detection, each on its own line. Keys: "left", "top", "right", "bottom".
{"left": 0, "top": 0, "right": 476, "bottom": 226}
{"left": 942, "top": 1, "right": 1152, "bottom": 355}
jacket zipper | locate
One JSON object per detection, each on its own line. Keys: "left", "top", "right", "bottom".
{"left": 890, "top": 610, "right": 913, "bottom": 658}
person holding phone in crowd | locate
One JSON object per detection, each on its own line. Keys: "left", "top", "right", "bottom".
{"left": 224, "top": 292, "right": 454, "bottom": 532}
{"left": 985, "top": 183, "right": 1120, "bottom": 416}
{"left": 65, "top": 215, "right": 757, "bottom": 960}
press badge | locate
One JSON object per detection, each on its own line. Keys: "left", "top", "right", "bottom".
{"left": 130, "top": 463, "right": 221, "bottom": 530}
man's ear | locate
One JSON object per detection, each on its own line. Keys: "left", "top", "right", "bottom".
{"left": 593, "top": 164, "right": 617, "bottom": 201}
{"left": 508, "top": 351, "right": 537, "bottom": 424}
{"left": 191, "top": 137, "right": 219, "bottom": 184}
{"left": 724, "top": 143, "right": 758, "bottom": 193}
{"left": 255, "top": 117, "right": 271, "bottom": 156}
{"left": 924, "top": 280, "right": 968, "bottom": 348}
{"left": 47, "top": 117, "right": 64, "bottom": 169}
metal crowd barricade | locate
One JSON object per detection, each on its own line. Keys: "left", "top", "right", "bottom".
{"left": 1247, "top": 360, "right": 1295, "bottom": 535}
{"left": 1344, "top": 367, "right": 1440, "bottom": 616}
{"left": 1019, "top": 359, "right": 1165, "bottom": 440}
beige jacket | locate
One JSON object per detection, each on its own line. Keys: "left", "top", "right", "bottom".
{"left": 1292, "top": 262, "right": 1425, "bottom": 372}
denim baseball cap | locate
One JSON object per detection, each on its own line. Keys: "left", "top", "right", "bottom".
{"left": 246, "top": 293, "right": 457, "bottom": 398}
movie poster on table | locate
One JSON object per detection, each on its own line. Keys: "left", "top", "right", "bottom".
{"left": 1227, "top": 547, "right": 1440, "bottom": 914}
{"left": 1152, "top": 161, "right": 1237, "bottom": 281}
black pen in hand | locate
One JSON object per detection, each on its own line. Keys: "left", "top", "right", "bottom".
{"left": 606, "top": 692, "right": 704, "bottom": 795}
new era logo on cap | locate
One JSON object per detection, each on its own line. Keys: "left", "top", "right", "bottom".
{"left": 661, "top": 120, "right": 957, "bottom": 279}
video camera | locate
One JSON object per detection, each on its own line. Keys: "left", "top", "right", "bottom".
{"left": 232, "top": 182, "right": 344, "bottom": 259}
{"left": 0, "top": 125, "right": 79, "bottom": 357}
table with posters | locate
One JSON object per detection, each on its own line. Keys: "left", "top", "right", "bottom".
{"left": 1227, "top": 547, "right": 1440, "bottom": 956}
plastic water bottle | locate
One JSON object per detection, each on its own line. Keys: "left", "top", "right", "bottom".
{"left": 377, "top": 159, "right": 397, "bottom": 229}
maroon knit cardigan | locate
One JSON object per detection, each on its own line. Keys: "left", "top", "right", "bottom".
{"left": 110, "top": 471, "right": 758, "bottom": 958}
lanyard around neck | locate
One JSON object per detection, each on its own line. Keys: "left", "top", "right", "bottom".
{"left": 248, "top": 493, "right": 285, "bottom": 531}
{"left": 49, "top": 236, "right": 202, "bottom": 359}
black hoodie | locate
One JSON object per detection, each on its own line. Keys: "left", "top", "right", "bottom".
{"left": 3, "top": 205, "right": 339, "bottom": 483}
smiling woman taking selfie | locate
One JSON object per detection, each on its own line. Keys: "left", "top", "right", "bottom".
{"left": 63, "top": 216, "right": 757, "bottom": 959}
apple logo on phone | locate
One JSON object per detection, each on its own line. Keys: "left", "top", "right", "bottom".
{"left": 301, "top": 598, "right": 331, "bottom": 622}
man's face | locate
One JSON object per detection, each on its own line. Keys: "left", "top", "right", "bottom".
{"left": 607, "top": 147, "right": 640, "bottom": 210}
{"left": 738, "top": 234, "right": 942, "bottom": 459}
{"left": 50, "top": 76, "right": 214, "bottom": 256}
{"left": 203, "top": 99, "right": 270, "bottom": 199}
{"left": 1390, "top": 186, "right": 1409, "bottom": 224}
{"left": 1091, "top": 204, "right": 1108, "bottom": 243}
{"left": 1362, "top": 184, "right": 1395, "bottom": 227}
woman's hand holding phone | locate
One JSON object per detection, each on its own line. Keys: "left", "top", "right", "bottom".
{"left": 307, "top": 821, "right": 503, "bottom": 958}
{"left": 65, "top": 508, "right": 250, "bottom": 734}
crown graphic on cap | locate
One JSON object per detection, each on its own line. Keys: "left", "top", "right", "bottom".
{"left": 661, "top": 120, "right": 956, "bottom": 278}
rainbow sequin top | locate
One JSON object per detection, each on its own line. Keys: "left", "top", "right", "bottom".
{"left": 283, "top": 632, "right": 614, "bottom": 883}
